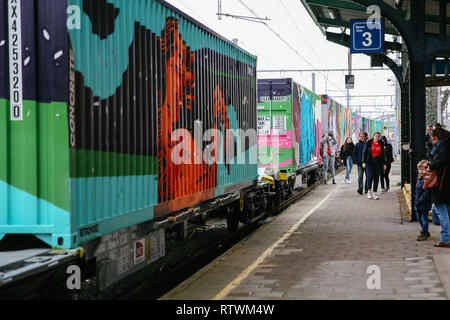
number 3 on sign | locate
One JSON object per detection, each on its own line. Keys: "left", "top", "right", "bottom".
{"left": 362, "top": 32, "right": 372, "bottom": 47}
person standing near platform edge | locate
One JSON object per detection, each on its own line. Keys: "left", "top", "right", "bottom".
{"left": 415, "top": 160, "right": 432, "bottom": 241}
{"left": 426, "top": 128, "right": 450, "bottom": 248}
{"left": 353, "top": 132, "right": 369, "bottom": 195}
{"left": 380, "top": 136, "right": 394, "bottom": 193}
{"left": 340, "top": 137, "right": 355, "bottom": 184}
{"left": 428, "top": 124, "right": 441, "bottom": 225}
{"left": 320, "top": 132, "right": 337, "bottom": 185}
{"left": 362, "top": 132, "right": 387, "bottom": 200}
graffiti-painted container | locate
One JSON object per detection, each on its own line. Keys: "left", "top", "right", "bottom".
{"left": 320, "top": 95, "right": 353, "bottom": 150}
{"left": 320, "top": 98, "right": 386, "bottom": 145}
{"left": 0, "top": 0, "right": 258, "bottom": 249}
{"left": 257, "top": 79, "right": 322, "bottom": 175}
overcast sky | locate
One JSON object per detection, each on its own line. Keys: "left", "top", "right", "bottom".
{"left": 166, "top": 0, "right": 398, "bottom": 121}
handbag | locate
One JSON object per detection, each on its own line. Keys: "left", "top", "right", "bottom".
{"left": 423, "top": 170, "right": 439, "bottom": 190}
{"left": 423, "top": 165, "right": 447, "bottom": 190}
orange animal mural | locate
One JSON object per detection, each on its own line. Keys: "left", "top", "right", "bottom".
{"left": 157, "top": 18, "right": 230, "bottom": 213}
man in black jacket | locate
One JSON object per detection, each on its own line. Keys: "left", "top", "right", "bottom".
{"left": 428, "top": 128, "right": 450, "bottom": 247}
{"left": 353, "top": 132, "right": 369, "bottom": 195}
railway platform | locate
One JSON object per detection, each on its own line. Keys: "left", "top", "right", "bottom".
{"left": 161, "top": 162, "right": 450, "bottom": 300}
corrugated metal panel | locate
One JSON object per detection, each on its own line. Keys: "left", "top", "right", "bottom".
{"left": 300, "top": 87, "right": 322, "bottom": 166}
{"left": 324, "top": 97, "right": 353, "bottom": 150}
{"left": 257, "top": 79, "right": 295, "bottom": 173}
{"left": 0, "top": 0, "right": 258, "bottom": 249}
{"left": 297, "top": 85, "right": 321, "bottom": 167}
{"left": 0, "top": 0, "right": 71, "bottom": 247}
{"left": 69, "top": 0, "right": 258, "bottom": 245}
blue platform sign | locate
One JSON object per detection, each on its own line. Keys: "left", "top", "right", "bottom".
{"left": 350, "top": 19, "right": 384, "bottom": 54}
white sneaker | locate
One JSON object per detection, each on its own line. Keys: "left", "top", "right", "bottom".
{"left": 367, "top": 191, "right": 373, "bottom": 199}
{"left": 373, "top": 193, "right": 380, "bottom": 200}
{"left": 347, "top": 180, "right": 352, "bottom": 184}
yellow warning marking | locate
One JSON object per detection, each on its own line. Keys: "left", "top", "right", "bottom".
{"left": 258, "top": 264, "right": 278, "bottom": 268}
{"left": 212, "top": 188, "right": 338, "bottom": 300}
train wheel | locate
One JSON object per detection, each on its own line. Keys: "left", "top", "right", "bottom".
{"left": 274, "top": 187, "right": 283, "bottom": 207}
{"left": 286, "top": 181, "right": 293, "bottom": 198}
{"left": 247, "top": 201, "right": 257, "bottom": 220}
{"left": 282, "top": 184, "right": 289, "bottom": 200}
{"left": 239, "top": 207, "right": 251, "bottom": 224}
{"left": 307, "top": 173, "right": 316, "bottom": 187}
{"left": 265, "top": 194, "right": 273, "bottom": 212}
{"left": 263, "top": 193, "right": 269, "bottom": 212}
{"left": 226, "top": 206, "right": 239, "bottom": 233}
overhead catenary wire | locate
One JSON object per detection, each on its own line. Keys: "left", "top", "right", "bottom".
{"left": 175, "top": 0, "right": 391, "bottom": 115}
{"left": 175, "top": 0, "right": 212, "bottom": 27}
{"left": 174, "top": 1, "right": 285, "bottom": 73}
{"left": 279, "top": 0, "right": 342, "bottom": 76}
{"left": 176, "top": 0, "right": 290, "bottom": 73}
{"left": 175, "top": 0, "right": 363, "bottom": 107}
{"left": 236, "top": 0, "right": 349, "bottom": 98}
{"left": 235, "top": 40, "right": 285, "bottom": 70}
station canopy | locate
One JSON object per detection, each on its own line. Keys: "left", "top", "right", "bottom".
{"left": 300, "top": 0, "right": 450, "bottom": 86}
{"left": 300, "top": 0, "right": 450, "bottom": 36}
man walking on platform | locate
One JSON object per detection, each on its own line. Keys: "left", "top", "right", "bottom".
{"left": 353, "top": 132, "right": 369, "bottom": 195}
{"left": 320, "top": 132, "right": 337, "bottom": 185}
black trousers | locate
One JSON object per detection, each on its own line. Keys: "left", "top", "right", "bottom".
{"left": 380, "top": 163, "right": 391, "bottom": 189}
{"left": 367, "top": 157, "right": 382, "bottom": 193}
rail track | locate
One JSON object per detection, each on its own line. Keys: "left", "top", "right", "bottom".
{"left": 121, "top": 177, "right": 327, "bottom": 300}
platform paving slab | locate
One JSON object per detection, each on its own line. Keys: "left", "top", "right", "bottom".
{"left": 161, "top": 163, "right": 450, "bottom": 300}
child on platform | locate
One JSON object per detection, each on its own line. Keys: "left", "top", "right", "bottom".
{"left": 415, "top": 160, "right": 432, "bottom": 241}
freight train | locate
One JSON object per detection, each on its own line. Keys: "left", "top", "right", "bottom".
{"left": 256, "top": 79, "right": 386, "bottom": 204}
{"left": 0, "top": 0, "right": 386, "bottom": 293}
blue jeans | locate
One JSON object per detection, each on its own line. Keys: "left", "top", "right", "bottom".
{"left": 432, "top": 205, "right": 440, "bottom": 224}
{"left": 434, "top": 204, "right": 450, "bottom": 242}
{"left": 357, "top": 165, "right": 368, "bottom": 192}
{"left": 323, "top": 156, "right": 335, "bottom": 181}
{"left": 416, "top": 211, "right": 429, "bottom": 233}
{"left": 345, "top": 156, "right": 353, "bottom": 181}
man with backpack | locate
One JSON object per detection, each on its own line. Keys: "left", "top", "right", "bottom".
{"left": 320, "top": 132, "right": 337, "bottom": 185}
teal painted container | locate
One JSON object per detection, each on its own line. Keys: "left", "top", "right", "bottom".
{"left": 0, "top": 0, "right": 258, "bottom": 249}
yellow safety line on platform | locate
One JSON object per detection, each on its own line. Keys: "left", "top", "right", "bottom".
{"left": 212, "top": 188, "right": 338, "bottom": 300}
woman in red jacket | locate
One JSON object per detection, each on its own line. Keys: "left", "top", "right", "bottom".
{"left": 362, "top": 132, "right": 387, "bottom": 200}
